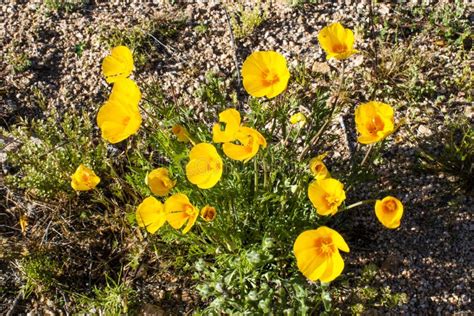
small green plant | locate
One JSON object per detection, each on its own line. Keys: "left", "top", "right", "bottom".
{"left": 76, "top": 275, "right": 137, "bottom": 315}
{"left": 43, "top": 0, "right": 86, "bottom": 14}
{"left": 194, "top": 22, "right": 209, "bottom": 35}
{"left": 417, "top": 117, "right": 473, "bottom": 191}
{"left": 74, "top": 42, "right": 86, "bottom": 57}
{"left": 15, "top": 254, "right": 60, "bottom": 297}
{"left": 230, "top": 3, "right": 268, "bottom": 39}
{"left": 7, "top": 52, "right": 31, "bottom": 73}
{"left": 3, "top": 103, "right": 108, "bottom": 199}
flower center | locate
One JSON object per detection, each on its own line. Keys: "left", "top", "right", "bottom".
{"left": 262, "top": 70, "right": 280, "bottom": 87}
{"left": 325, "top": 194, "right": 340, "bottom": 208}
{"left": 367, "top": 115, "right": 385, "bottom": 135}
{"left": 208, "top": 160, "right": 222, "bottom": 171}
{"left": 315, "top": 237, "right": 335, "bottom": 256}
{"left": 81, "top": 173, "right": 90, "bottom": 183}
{"left": 122, "top": 116, "right": 131, "bottom": 126}
{"left": 314, "top": 163, "right": 323, "bottom": 173}
{"left": 332, "top": 43, "right": 347, "bottom": 53}
{"left": 383, "top": 200, "right": 397, "bottom": 213}
{"left": 184, "top": 205, "right": 195, "bottom": 216}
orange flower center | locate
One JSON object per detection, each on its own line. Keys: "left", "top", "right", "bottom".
{"left": 262, "top": 70, "right": 280, "bottom": 87}
{"left": 208, "top": 159, "right": 222, "bottom": 171}
{"left": 325, "top": 194, "right": 340, "bottom": 209}
{"left": 202, "top": 207, "right": 216, "bottom": 221}
{"left": 366, "top": 115, "right": 385, "bottom": 135}
{"left": 383, "top": 200, "right": 397, "bottom": 213}
{"left": 184, "top": 205, "right": 195, "bottom": 216}
{"left": 122, "top": 116, "right": 131, "bottom": 126}
{"left": 314, "top": 163, "right": 323, "bottom": 173}
{"left": 81, "top": 173, "right": 90, "bottom": 183}
{"left": 315, "top": 237, "right": 336, "bottom": 256}
{"left": 332, "top": 43, "right": 347, "bottom": 53}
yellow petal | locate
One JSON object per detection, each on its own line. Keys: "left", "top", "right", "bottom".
{"left": 186, "top": 159, "right": 213, "bottom": 186}
{"left": 322, "top": 226, "right": 350, "bottom": 253}
{"left": 147, "top": 168, "right": 176, "bottom": 196}
{"left": 102, "top": 46, "right": 134, "bottom": 83}
{"left": 182, "top": 207, "right": 199, "bottom": 234}
{"left": 70, "top": 164, "right": 100, "bottom": 191}
{"left": 212, "top": 109, "right": 241, "bottom": 143}
{"left": 318, "top": 22, "right": 358, "bottom": 60}
{"left": 241, "top": 51, "right": 290, "bottom": 99}
{"left": 319, "top": 251, "right": 345, "bottom": 283}
{"left": 136, "top": 196, "right": 166, "bottom": 234}
{"left": 109, "top": 77, "right": 141, "bottom": 108}
{"left": 164, "top": 193, "right": 190, "bottom": 213}
{"left": 96, "top": 99, "right": 142, "bottom": 144}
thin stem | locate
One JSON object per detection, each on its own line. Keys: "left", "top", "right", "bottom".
{"left": 360, "top": 144, "right": 374, "bottom": 166}
{"left": 345, "top": 199, "right": 376, "bottom": 210}
{"left": 298, "top": 61, "right": 346, "bottom": 161}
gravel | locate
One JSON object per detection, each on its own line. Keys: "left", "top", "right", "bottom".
{"left": 1, "top": 1, "right": 472, "bottom": 314}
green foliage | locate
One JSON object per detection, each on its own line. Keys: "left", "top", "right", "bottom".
{"left": 3, "top": 105, "right": 108, "bottom": 199}
{"left": 7, "top": 51, "right": 31, "bottom": 73}
{"left": 43, "top": 0, "right": 87, "bottom": 14}
{"left": 230, "top": 3, "right": 268, "bottom": 39}
{"left": 427, "top": 1, "right": 471, "bottom": 45}
{"left": 15, "top": 254, "right": 60, "bottom": 297}
{"left": 417, "top": 117, "right": 473, "bottom": 191}
{"left": 122, "top": 72, "right": 341, "bottom": 313}
{"left": 76, "top": 275, "right": 137, "bottom": 315}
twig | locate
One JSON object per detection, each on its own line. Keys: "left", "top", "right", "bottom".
{"left": 298, "top": 61, "right": 346, "bottom": 161}
{"left": 223, "top": 6, "right": 243, "bottom": 110}
{"left": 360, "top": 144, "right": 374, "bottom": 166}
{"left": 6, "top": 291, "right": 22, "bottom": 316}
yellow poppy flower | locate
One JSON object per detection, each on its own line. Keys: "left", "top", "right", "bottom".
{"left": 293, "top": 226, "right": 349, "bottom": 282}
{"left": 102, "top": 46, "right": 134, "bottom": 83}
{"left": 355, "top": 101, "right": 395, "bottom": 145}
{"left": 375, "top": 196, "right": 404, "bottom": 229}
{"left": 200, "top": 205, "right": 216, "bottom": 222}
{"left": 318, "top": 22, "right": 359, "bottom": 60}
{"left": 96, "top": 99, "right": 142, "bottom": 144}
{"left": 212, "top": 108, "right": 241, "bottom": 143}
{"left": 108, "top": 77, "right": 141, "bottom": 107}
{"left": 290, "top": 112, "right": 307, "bottom": 127}
{"left": 71, "top": 164, "right": 100, "bottom": 191}
{"left": 222, "top": 127, "right": 267, "bottom": 162}
{"left": 147, "top": 168, "right": 176, "bottom": 196}
{"left": 136, "top": 196, "right": 167, "bottom": 234}
{"left": 241, "top": 51, "right": 290, "bottom": 99}
{"left": 186, "top": 143, "right": 223, "bottom": 189}
{"left": 172, "top": 124, "right": 190, "bottom": 142}
{"left": 309, "top": 152, "right": 331, "bottom": 180}
{"left": 164, "top": 193, "right": 199, "bottom": 234}
{"left": 308, "top": 178, "right": 346, "bottom": 216}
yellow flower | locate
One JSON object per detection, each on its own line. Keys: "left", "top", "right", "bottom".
{"left": 318, "top": 22, "right": 359, "bottom": 60}
{"left": 96, "top": 99, "right": 142, "bottom": 144}
{"left": 241, "top": 51, "right": 290, "bottom": 99}
{"left": 308, "top": 178, "right": 346, "bottom": 216}
{"left": 293, "top": 226, "right": 350, "bottom": 282}
{"left": 186, "top": 143, "right": 223, "bottom": 189}
{"left": 213, "top": 108, "right": 241, "bottom": 143}
{"left": 289, "top": 112, "right": 307, "bottom": 127}
{"left": 70, "top": 164, "right": 100, "bottom": 191}
{"left": 136, "top": 196, "right": 167, "bottom": 234}
{"left": 165, "top": 193, "right": 199, "bottom": 234}
{"left": 102, "top": 46, "right": 134, "bottom": 83}
{"left": 147, "top": 168, "right": 176, "bottom": 196}
{"left": 200, "top": 205, "right": 216, "bottom": 222}
{"left": 172, "top": 124, "right": 190, "bottom": 142}
{"left": 309, "top": 152, "right": 331, "bottom": 180}
{"left": 355, "top": 101, "right": 395, "bottom": 145}
{"left": 375, "top": 196, "right": 404, "bottom": 229}
{"left": 222, "top": 127, "right": 267, "bottom": 162}
{"left": 109, "top": 77, "right": 141, "bottom": 107}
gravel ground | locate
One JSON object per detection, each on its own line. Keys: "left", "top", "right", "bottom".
{"left": 1, "top": 1, "right": 472, "bottom": 314}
